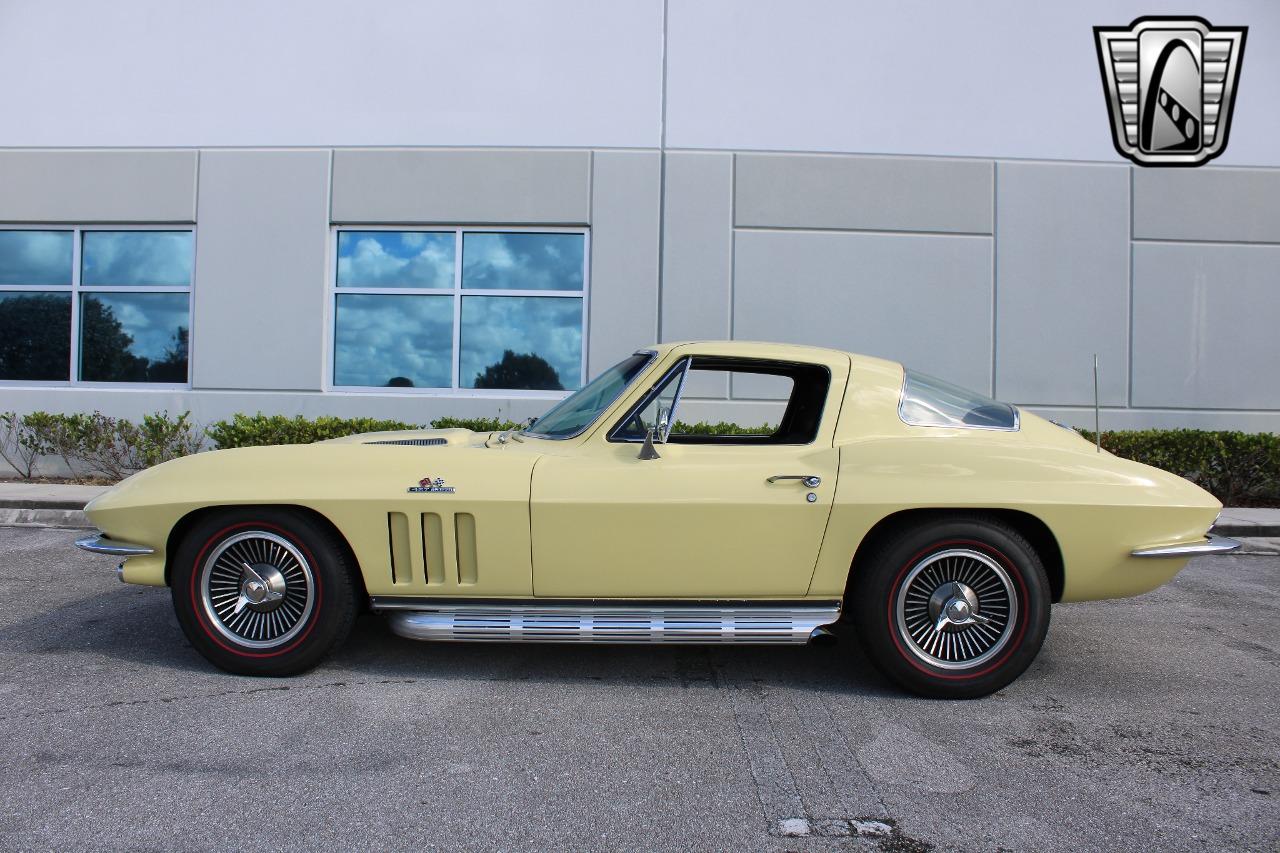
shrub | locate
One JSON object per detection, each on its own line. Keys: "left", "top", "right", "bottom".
{"left": 0, "top": 410, "right": 204, "bottom": 480}
{"left": 672, "top": 420, "right": 774, "bottom": 436}
{"left": 0, "top": 412, "right": 42, "bottom": 478}
{"left": 1079, "top": 429, "right": 1280, "bottom": 506}
{"left": 430, "top": 416, "right": 524, "bottom": 432}
{"left": 207, "top": 414, "right": 423, "bottom": 449}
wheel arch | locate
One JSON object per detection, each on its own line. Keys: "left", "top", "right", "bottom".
{"left": 164, "top": 504, "right": 369, "bottom": 602}
{"left": 845, "top": 507, "right": 1065, "bottom": 603}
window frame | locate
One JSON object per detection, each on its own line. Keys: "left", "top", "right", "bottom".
{"left": 324, "top": 225, "right": 590, "bottom": 398}
{"left": 0, "top": 224, "right": 196, "bottom": 389}
{"left": 606, "top": 356, "right": 832, "bottom": 447}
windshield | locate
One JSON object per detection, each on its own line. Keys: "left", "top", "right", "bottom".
{"left": 524, "top": 352, "right": 655, "bottom": 439}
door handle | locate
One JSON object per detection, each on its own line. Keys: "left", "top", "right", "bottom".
{"left": 766, "top": 474, "right": 821, "bottom": 488}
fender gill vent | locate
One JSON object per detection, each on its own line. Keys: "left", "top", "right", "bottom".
{"left": 455, "top": 513, "right": 478, "bottom": 585}
{"left": 365, "top": 438, "right": 448, "bottom": 446}
{"left": 387, "top": 512, "right": 413, "bottom": 585}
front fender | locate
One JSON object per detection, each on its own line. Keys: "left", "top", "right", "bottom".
{"left": 85, "top": 443, "right": 540, "bottom": 594}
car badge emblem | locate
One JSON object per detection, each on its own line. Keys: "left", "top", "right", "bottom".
{"left": 408, "top": 476, "right": 455, "bottom": 494}
{"left": 1094, "top": 17, "right": 1246, "bottom": 167}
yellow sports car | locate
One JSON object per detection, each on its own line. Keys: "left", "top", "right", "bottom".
{"left": 75, "top": 341, "right": 1238, "bottom": 698}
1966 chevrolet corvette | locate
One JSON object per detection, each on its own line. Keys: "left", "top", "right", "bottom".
{"left": 76, "top": 341, "right": 1239, "bottom": 698}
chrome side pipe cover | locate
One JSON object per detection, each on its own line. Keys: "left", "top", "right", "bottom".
{"left": 379, "top": 603, "right": 841, "bottom": 645}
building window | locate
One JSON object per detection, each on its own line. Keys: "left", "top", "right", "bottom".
{"left": 0, "top": 227, "right": 193, "bottom": 385}
{"left": 331, "top": 228, "right": 587, "bottom": 393}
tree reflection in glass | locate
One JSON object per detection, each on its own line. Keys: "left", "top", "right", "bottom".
{"left": 460, "top": 296, "right": 582, "bottom": 390}
{"left": 0, "top": 293, "right": 72, "bottom": 380}
{"left": 79, "top": 293, "right": 189, "bottom": 383}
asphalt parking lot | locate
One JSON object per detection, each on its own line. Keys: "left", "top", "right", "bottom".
{"left": 0, "top": 526, "right": 1276, "bottom": 852}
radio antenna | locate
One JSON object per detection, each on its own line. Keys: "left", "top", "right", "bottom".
{"left": 1093, "top": 354, "right": 1101, "bottom": 453}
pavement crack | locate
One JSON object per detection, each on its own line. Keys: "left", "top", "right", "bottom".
{"left": 0, "top": 677, "right": 420, "bottom": 722}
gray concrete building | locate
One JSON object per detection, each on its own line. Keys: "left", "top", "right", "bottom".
{"left": 1, "top": 1, "right": 1277, "bottom": 431}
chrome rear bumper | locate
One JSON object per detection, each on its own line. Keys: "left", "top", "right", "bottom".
{"left": 74, "top": 533, "right": 154, "bottom": 557}
{"left": 1131, "top": 533, "right": 1242, "bottom": 558}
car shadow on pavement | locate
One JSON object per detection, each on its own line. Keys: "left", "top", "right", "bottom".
{"left": 4, "top": 582, "right": 902, "bottom": 697}
{"left": 332, "top": 612, "right": 904, "bottom": 698}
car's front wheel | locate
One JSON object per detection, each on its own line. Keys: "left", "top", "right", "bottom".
{"left": 849, "top": 515, "right": 1051, "bottom": 699}
{"left": 170, "top": 508, "right": 359, "bottom": 676}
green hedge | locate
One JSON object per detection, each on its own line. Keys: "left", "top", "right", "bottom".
{"left": 205, "top": 414, "right": 768, "bottom": 448}
{"left": 1079, "top": 429, "right": 1280, "bottom": 506}
{"left": 3, "top": 408, "right": 1277, "bottom": 505}
{"left": 207, "top": 414, "right": 422, "bottom": 449}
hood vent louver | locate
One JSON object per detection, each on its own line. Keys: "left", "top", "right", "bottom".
{"left": 365, "top": 438, "right": 448, "bottom": 447}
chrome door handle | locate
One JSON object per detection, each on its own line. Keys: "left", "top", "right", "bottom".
{"left": 766, "top": 474, "right": 821, "bottom": 488}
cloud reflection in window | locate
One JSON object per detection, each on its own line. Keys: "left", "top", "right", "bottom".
{"left": 0, "top": 231, "right": 73, "bottom": 285}
{"left": 337, "top": 232, "right": 455, "bottom": 289}
{"left": 82, "top": 231, "right": 193, "bottom": 286}
{"left": 462, "top": 233, "right": 584, "bottom": 291}
{"left": 334, "top": 293, "right": 453, "bottom": 388}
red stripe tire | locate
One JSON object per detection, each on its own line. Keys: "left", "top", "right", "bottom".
{"left": 848, "top": 515, "right": 1051, "bottom": 699}
{"left": 170, "top": 508, "right": 359, "bottom": 677}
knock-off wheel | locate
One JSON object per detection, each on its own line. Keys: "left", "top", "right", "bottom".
{"left": 849, "top": 515, "right": 1051, "bottom": 699}
{"left": 171, "top": 508, "right": 358, "bottom": 676}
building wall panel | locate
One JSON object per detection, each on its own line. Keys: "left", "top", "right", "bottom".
{"left": 1132, "top": 242, "right": 1280, "bottom": 409}
{"left": 0, "top": 150, "right": 196, "bottom": 222}
{"left": 331, "top": 149, "right": 591, "bottom": 225}
{"left": 995, "top": 161, "right": 1129, "bottom": 405}
{"left": 732, "top": 230, "right": 993, "bottom": 393}
{"left": 192, "top": 150, "right": 331, "bottom": 391}
{"left": 588, "top": 151, "right": 661, "bottom": 375}
{"left": 1133, "top": 168, "right": 1280, "bottom": 244}
{"left": 735, "top": 154, "right": 993, "bottom": 234}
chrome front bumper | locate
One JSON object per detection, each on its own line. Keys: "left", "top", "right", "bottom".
{"left": 74, "top": 533, "right": 154, "bottom": 557}
{"left": 1131, "top": 533, "right": 1242, "bottom": 558}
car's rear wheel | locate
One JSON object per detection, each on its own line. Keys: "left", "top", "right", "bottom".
{"left": 849, "top": 515, "right": 1051, "bottom": 699}
{"left": 170, "top": 508, "right": 359, "bottom": 676}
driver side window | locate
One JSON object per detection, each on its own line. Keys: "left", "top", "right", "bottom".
{"left": 610, "top": 356, "right": 830, "bottom": 445}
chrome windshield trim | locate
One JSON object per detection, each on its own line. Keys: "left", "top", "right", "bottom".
{"left": 1131, "top": 534, "right": 1242, "bottom": 558}
{"left": 74, "top": 533, "right": 154, "bottom": 557}
{"left": 521, "top": 350, "right": 658, "bottom": 441}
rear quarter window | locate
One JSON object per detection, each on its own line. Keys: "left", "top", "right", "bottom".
{"left": 899, "top": 369, "right": 1019, "bottom": 431}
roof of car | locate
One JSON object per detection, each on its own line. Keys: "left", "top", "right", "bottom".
{"left": 652, "top": 340, "right": 902, "bottom": 372}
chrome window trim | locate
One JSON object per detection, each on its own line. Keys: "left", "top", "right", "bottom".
{"left": 606, "top": 356, "right": 693, "bottom": 444}
{"left": 522, "top": 350, "right": 658, "bottom": 441}
{"left": 896, "top": 369, "right": 1021, "bottom": 432}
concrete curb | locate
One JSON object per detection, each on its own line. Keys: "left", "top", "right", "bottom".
{"left": 0, "top": 508, "right": 92, "bottom": 529}
{"left": 1213, "top": 523, "right": 1280, "bottom": 538}
{"left": 0, "top": 498, "right": 94, "bottom": 511}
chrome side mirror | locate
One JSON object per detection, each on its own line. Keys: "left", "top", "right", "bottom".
{"left": 656, "top": 405, "right": 672, "bottom": 444}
